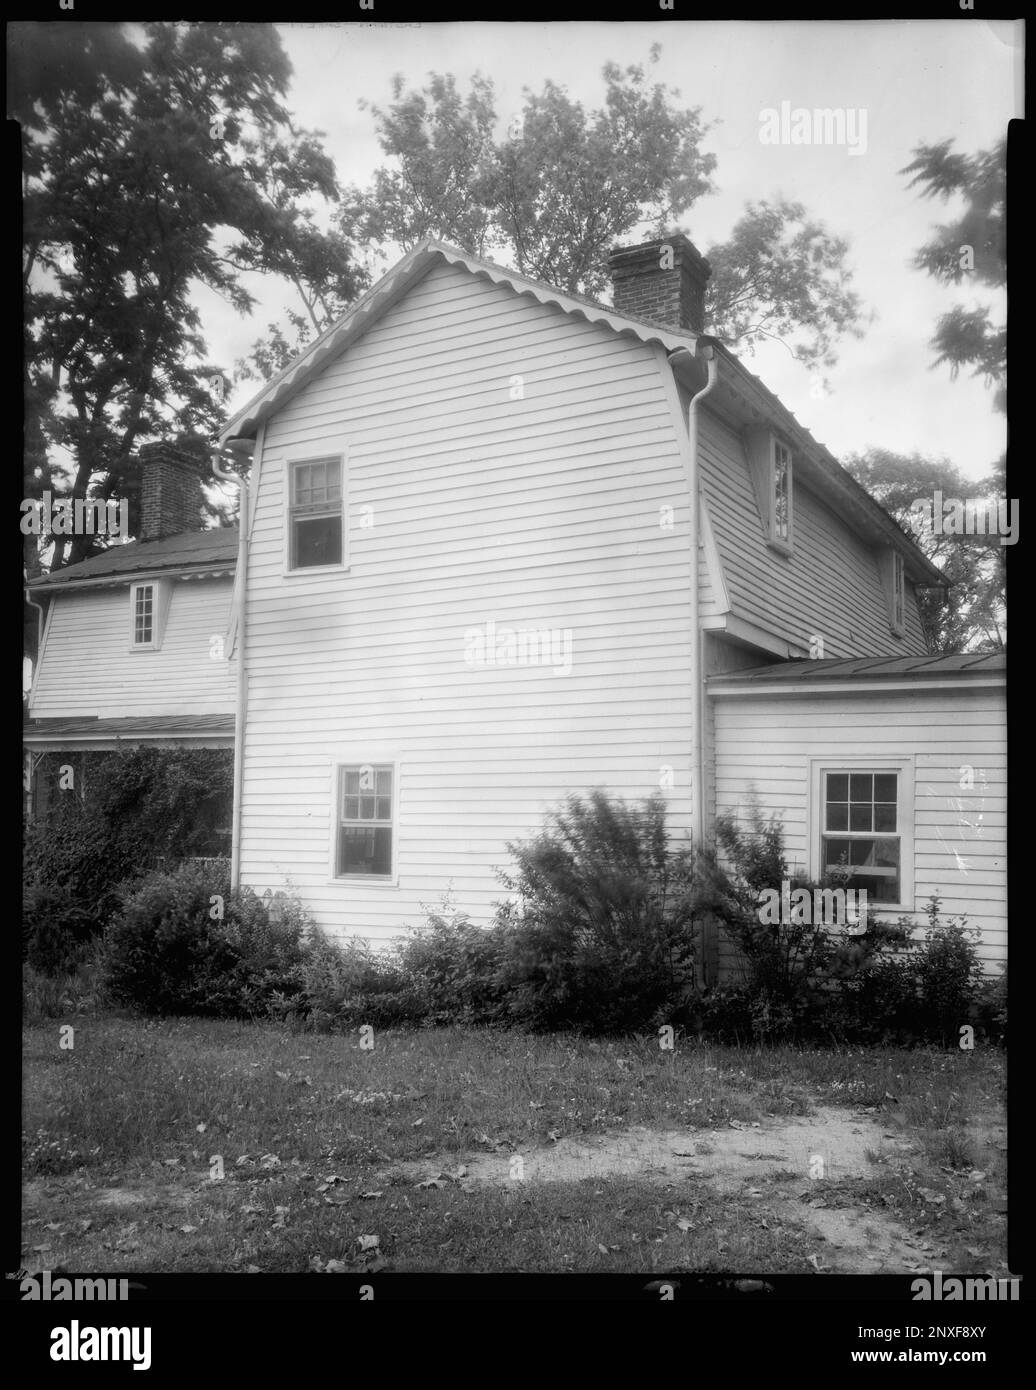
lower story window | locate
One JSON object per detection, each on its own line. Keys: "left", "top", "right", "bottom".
{"left": 821, "top": 770, "right": 901, "bottom": 902}
{"left": 336, "top": 764, "right": 393, "bottom": 877}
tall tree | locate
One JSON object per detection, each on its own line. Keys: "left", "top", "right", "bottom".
{"left": 340, "top": 53, "right": 863, "bottom": 369}
{"left": 901, "top": 138, "right": 1007, "bottom": 411}
{"left": 19, "top": 21, "right": 363, "bottom": 571}
{"left": 844, "top": 449, "right": 1006, "bottom": 654}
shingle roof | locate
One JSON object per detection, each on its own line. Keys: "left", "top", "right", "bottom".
{"left": 710, "top": 653, "right": 1005, "bottom": 684}
{"left": 28, "top": 528, "right": 238, "bottom": 588}
{"left": 23, "top": 714, "right": 235, "bottom": 740}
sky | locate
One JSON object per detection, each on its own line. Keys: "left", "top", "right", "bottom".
{"left": 193, "top": 21, "right": 1021, "bottom": 479}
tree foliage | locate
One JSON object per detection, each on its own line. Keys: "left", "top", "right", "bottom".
{"left": 901, "top": 138, "right": 1006, "bottom": 411}
{"left": 844, "top": 448, "right": 1006, "bottom": 652}
{"left": 19, "top": 21, "right": 363, "bottom": 571}
{"left": 341, "top": 53, "right": 863, "bottom": 368}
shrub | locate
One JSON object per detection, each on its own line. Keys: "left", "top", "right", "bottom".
{"left": 22, "top": 884, "right": 97, "bottom": 975}
{"left": 492, "top": 791, "right": 701, "bottom": 1033}
{"left": 912, "top": 897, "right": 985, "bottom": 1042}
{"left": 700, "top": 804, "right": 912, "bottom": 1042}
{"left": 394, "top": 901, "right": 508, "bottom": 1026}
{"left": 101, "top": 863, "right": 306, "bottom": 1017}
{"left": 23, "top": 747, "right": 234, "bottom": 965}
{"left": 975, "top": 964, "right": 1007, "bottom": 1045}
{"left": 288, "top": 930, "right": 421, "bottom": 1030}
{"left": 23, "top": 942, "right": 109, "bottom": 1023}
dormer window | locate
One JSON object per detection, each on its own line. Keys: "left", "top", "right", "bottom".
{"left": 772, "top": 438, "right": 792, "bottom": 546}
{"left": 129, "top": 580, "right": 170, "bottom": 650}
{"left": 744, "top": 427, "right": 794, "bottom": 553}
{"left": 878, "top": 550, "right": 907, "bottom": 637}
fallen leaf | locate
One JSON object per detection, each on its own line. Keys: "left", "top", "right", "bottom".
{"left": 179, "top": 1225, "right": 197, "bottom": 1235}
{"left": 597, "top": 1243, "right": 610, "bottom": 1255}
{"left": 357, "top": 1235, "right": 379, "bottom": 1252}
{"left": 195, "top": 1123, "right": 207, "bottom": 1134}
{"left": 411, "top": 1118, "right": 424, "bottom": 1128}
{"left": 360, "top": 1191, "right": 383, "bottom": 1200}
{"left": 324, "top": 1259, "right": 349, "bottom": 1273}
{"left": 676, "top": 1217, "right": 695, "bottom": 1232}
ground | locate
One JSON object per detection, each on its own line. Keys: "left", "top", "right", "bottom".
{"left": 21, "top": 1017, "right": 1008, "bottom": 1275}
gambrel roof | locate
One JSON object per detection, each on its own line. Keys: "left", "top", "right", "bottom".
{"left": 220, "top": 238, "right": 945, "bottom": 590}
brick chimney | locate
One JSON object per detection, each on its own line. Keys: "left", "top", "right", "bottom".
{"left": 608, "top": 233, "right": 711, "bottom": 335}
{"left": 138, "top": 442, "right": 205, "bottom": 540}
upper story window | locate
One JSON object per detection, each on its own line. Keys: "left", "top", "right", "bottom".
{"left": 744, "top": 427, "right": 794, "bottom": 554}
{"left": 879, "top": 549, "right": 907, "bottom": 636}
{"left": 133, "top": 584, "right": 154, "bottom": 645}
{"left": 288, "top": 456, "right": 344, "bottom": 570}
{"left": 772, "top": 438, "right": 792, "bottom": 546}
{"left": 128, "top": 580, "right": 169, "bottom": 650}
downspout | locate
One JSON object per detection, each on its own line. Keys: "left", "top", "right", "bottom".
{"left": 24, "top": 584, "right": 47, "bottom": 816}
{"left": 667, "top": 340, "right": 718, "bottom": 851}
{"left": 211, "top": 442, "right": 253, "bottom": 891}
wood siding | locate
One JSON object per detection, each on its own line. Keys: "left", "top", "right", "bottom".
{"left": 694, "top": 400, "right": 929, "bottom": 657}
{"left": 29, "top": 579, "right": 236, "bottom": 719}
{"left": 709, "top": 684, "right": 1007, "bottom": 974}
{"left": 241, "top": 261, "right": 705, "bottom": 942}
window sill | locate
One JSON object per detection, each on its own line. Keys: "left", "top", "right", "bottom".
{"left": 329, "top": 874, "right": 398, "bottom": 888}
{"left": 283, "top": 563, "right": 350, "bottom": 578}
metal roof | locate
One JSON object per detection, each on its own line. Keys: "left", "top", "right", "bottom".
{"left": 28, "top": 528, "right": 238, "bottom": 589}
{"left": 23, "top": 714, "right": 235, "bottom": 741}
{"left": 710, "top": 652, "right": 1005, "bottom": 685}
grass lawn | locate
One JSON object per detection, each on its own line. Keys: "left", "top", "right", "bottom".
{"left": 22, "top": 1016, "right": 1007, "bottom": 1275}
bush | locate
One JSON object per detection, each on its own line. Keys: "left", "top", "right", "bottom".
{"left": 697, "top": 804, "right": 915, "bottom": 1042}
{"left": 101, "top": 863, "right": 306, "bottom": 1017}
{"left": 23, "top": 747, "right": 234, "bottom": 967}
{"left": 23, "top": 942, "right": 109, "bottom": 1023}
{"left": 975, "top": 964, "right": 1007, "bottom": 1045}
{"left": 289, "top": 930, "right": 421, "bottom": 1030}
{"left": 492, "top": 791, "right": 701, "bottom": 1033}
{"left": 394, "top": 902, "right": 508, "bottom": 1026}
{"left": 22, "top": 884, "right": 97, "bottom": 975}
{"left": 912, "top": 897, "right": 985, "bottom": 1043}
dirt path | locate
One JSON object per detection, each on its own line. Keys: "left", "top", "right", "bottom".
{"left": 381, "top": 1104, "right": 939, "bottom": 1273}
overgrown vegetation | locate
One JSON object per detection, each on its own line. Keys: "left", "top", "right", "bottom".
{"left": 27, "top": 788, "right": 1002, "bottom": 1047}
{"left": 23, "top": 746, "right": 233, "bottom": 972}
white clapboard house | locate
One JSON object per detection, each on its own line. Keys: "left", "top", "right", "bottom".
{"left": 25, "top": 237, "right": 1007, "bottom": 979}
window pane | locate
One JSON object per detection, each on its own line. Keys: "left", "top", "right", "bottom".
{"left": 337, "top": 826, "right": 392, "bottom": 876}
{"left": 849, "top": 773, "right": 872, "bottom": 801}
{"left": 375, "top": 768, "right": 392, "bottom": 795}
{"left": 874, "top": 802, "right": 897, "bottom": 832}
{"left": 873, "top": 774, "right": 897, "bottom": 802}
{"left": 826, "top": 802, "right": 848, "bottom": 831}
{"left": 826, "top": 774, "right": 848, "bottom": 801}
{"left": 343, "top": 796, "right": 360, "bottom": 820}
{"left": 359, "top": 796, "right": 375, "bottom": 820}
{"left": 849, "top": 803, "right": 872, "bottom": 832}
{"left": 345, "top": 770, "right": 360, "bottom": 796}
{"left": 292, "top": 514, "right": 342, "bottom": 568}
{"left": 375, "top": 796, "right": 391, "bottom": 820}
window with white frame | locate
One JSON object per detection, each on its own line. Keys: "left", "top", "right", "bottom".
{"left": 335, "top": 764, "right": 394, "bottom": 877}
{"left": 129, "top": 580, "right": 168, "bottom": 649}
{"left": 878, "top": 549, "right": 907, "bottom": 636}
{"left": 772, "top": 437, "right": 793, "bottom": 546}
{"left": 820, "top": 770, "right": 902, "bottom": 903}
{"left": 133, "top": 583, "right": 155, "bottom": 645}
{"left": 289, "top": 456, "right": 343, "bottom": 569}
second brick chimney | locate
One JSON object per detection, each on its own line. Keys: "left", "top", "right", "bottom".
{"left": 608, "top": 233, "right": 711, "bottom": 335}
{"left": 138, "top": 442, "right": 205, "bottom": 540}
